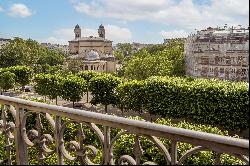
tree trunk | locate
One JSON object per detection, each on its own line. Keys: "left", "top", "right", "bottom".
{"left": 73, "top": 101, "right": 75, "bottom": 108}
{"left": 56, "top": 97, "right": 58, "bottom": 105}
{"left": 105, "top": 105, "right": 108, "bottom": 114}
{"left": 121, "top": 106, "right": 124, "bottom": 117}
{"left": 87, "top": 91, "right": 89, "bottom": 103}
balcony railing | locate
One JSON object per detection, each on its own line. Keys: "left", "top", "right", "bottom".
{"left": 0, "top": 95, "right": 249, "bottom": 165}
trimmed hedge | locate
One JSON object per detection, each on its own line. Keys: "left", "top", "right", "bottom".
{"left": 117, "top": 76, "right": 249, "bottom": 130}
{"left": 89, "top": 74, "right": 121, "bottom": 113}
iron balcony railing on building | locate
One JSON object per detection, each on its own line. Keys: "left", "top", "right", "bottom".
{"left": 0, "top": 95, "right": 249, "bottom": 165}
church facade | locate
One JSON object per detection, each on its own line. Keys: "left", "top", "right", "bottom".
{"left": 67, "top": 24, "right": 117, "bottom": 73}
{"left": 69, "top": 24, "right": 113, "bottom": 56}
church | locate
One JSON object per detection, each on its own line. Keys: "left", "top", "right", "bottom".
{"left": 67, "top": 24, "right": 117, "bottom": 73}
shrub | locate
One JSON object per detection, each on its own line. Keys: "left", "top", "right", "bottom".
{"left": 77, "top": 71, "right": 100, "bottom": 103}
{"left": 60, "top": 75, "right": 87, "bottom": 107}
{"left": 112, "top": 117, "right": 245, "bottom": 165}
{"left": 116, "top": 80, "right": 146, "bottom": 113}
{"left": 143, "top": 76, "right": 249, "bottom": 130}
{"left": 0, "top": 71, "right": 16, "bottom": 94}
{"left": 89, "top": 74, "right": 121, "bottom": 113}
{"left": 7, "top": 66, "right": 33, "bottom": 89}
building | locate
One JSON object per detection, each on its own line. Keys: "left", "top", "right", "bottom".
{"left": 0, "top": 38, "right": 11, "bottom": 49}
{"left": 41, "top": 43, "right": 69, "bottom": 55}
{"left": 131, "top": 42, "right": 154, "bottom": 53}
{"left": 69, "top": 24, "right": 113, "bottom": 55}
{"left": 185, "top": 26, "right": 249, "bottom": 82}
{"left": 164, "top": 38, "right": 185, "bottom": 44}
{"left": 67, "top": 24, "right": 117, "bottom": 73}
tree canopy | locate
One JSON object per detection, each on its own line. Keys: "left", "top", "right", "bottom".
{"left": 123, "top": 40, "right": 185, "bottom": 80}
{"left": 0, "top": 38, "right": 65, "bottom": 72}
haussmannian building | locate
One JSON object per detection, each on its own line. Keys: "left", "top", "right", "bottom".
{"left": 185, "top": 26, "right": 249, "bottom": 82}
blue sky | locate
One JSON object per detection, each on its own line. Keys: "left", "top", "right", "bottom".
{"left": 0, "top": 0, "right": 249, "bottom": 44}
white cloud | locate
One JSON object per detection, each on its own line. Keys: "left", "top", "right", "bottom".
{"left": 8, "top": 3, "right": 32, "bottom": 18}
{"left": 105, "top": 25, "right": 132, "bottom": 43}
{"left": 71, "top": 0, "right": 249, "bottom": 30}
{"left": 160, "top": 30, "right": 188, "bottom": 39}
{"left": 40, "top": 24, "right": 132, "bottom": 44}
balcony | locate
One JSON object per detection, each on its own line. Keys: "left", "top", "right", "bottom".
{"left": 0, "top": 95, "right": 249, "bottom": 165}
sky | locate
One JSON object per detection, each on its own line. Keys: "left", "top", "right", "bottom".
{"left": 0, "top": 0, "right": 249, "bottom": 45}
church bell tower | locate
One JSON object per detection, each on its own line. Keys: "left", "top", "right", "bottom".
{"left": 98, "top": 24, "right": 105, "bottom": 39}
{"left": 74, "top": 24, "right": 81, "bottom": 39}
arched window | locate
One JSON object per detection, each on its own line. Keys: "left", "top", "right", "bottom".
{"left": 91, "top": 66, "right": 93, "bottom": 70}
{"left": 85, "top": 66, "right": 88, "bottom": 70}
{"left": 103, "top": 65, "right": 105, "bottom": 70}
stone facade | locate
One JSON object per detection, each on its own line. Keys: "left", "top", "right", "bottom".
{"left": 69, "top": 24, "right": 112, "bottom": 56}
{"left": 41, "top": 43, "right": 69, "bottom": 55}
{"left": 185, "top": 26, "right": 249, "bottom": 82}
{"left": 68, "top": 24, "right": 117, "bottom": 73}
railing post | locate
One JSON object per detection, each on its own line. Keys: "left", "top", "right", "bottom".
{"left": 15, "top": 106, "right": 28, "bottom": 165}
{"left": 171, "top": 140, "right": 177, "bottom": 165}
{"left": 55, "top": 116, "right": 64, "bottom": 165}
{"left": 104, "top": 126, "right": 111, "bottom": 165}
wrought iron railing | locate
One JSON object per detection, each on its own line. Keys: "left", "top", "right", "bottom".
{"left": 0, "top": 95, "right": 249, "bottom": 165}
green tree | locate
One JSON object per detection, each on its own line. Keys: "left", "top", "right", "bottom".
{"left": 7, "top": 66, "right": 33, "bottom": 90}
{"left": 37, "top": 49, "right": 65, "bottom": 67}
{"left": 0, "top": 38, "right": 65, "bottom": 73}
{"left": 116, "top": 43, "right": 133, "bottom": 57}
{"left": 116, "top": 80, "right": 146, "bottom": 115}
{"left": 113, "top": 50, "right": 124, "bottom": 64}
{"left": 0, "top": 38, "right": 27, "bottom": 67}
{"left": 34, "top": 74, "right": 51, "bottom": 99}
{"left": 89, "top": 74, "right": 121, "bottom": 113}
{"left": 67, "top": 59, "right": 82, "bottom": 74}
{"left": 77, "top": 71, "right": 100, "bottom": 103}
{"left": 0, "top": 71, "right": 15, "bottom": 95}
{"left": 60, "top": 75, "right": 87, "bottom": 108}
{"left": 123, "top": 40, "right": 185, "bottom": 80}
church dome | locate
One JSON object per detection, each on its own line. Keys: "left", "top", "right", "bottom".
{"left": 85, "top": 50, "right": 100, "bottom": 60}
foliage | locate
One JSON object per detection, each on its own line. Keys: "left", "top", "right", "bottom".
{"left": 0, "top": 38, "right": 65, "bottom": 73}
{"left": 143, "top": 76, "right": 249, "bottom": 130}
{"left": 113, "top": 50, "right": 124, "bottom": 64}
{"left": 123, "top": 40, "right": 185, "bottom": 80}
{"left": 77, "top": 71, "right": 101, "bottom": 102}
{"left": 113, "top": 117, "right": 244, "bottom": 165}
{"left": 60, "top": 75, "right": 87, "bottom": 105}
{"left": 77, "top": 70, "right": 100, "bottom": 82}
{"left": 67, "top": 59, "right": 83, "bottom": 74}
{"left": 7, "top": 66, "right": 33, "bottom": 88}
{"left": 34, "top": 74, "right": 63, "bottom": 102}
{"left": 0, "top": 71, "right": 15, "bottom": 93}
{"left": 37, "top": 49, "right": 64, "bottom": 67}
{"left": 34, "top": 74, "right": 51, "bottom": 97}
{"left": 116, "top": 80, "right": 146, "bottom": 113}
{"left": 115, "top": 43, "right": 133, "bottom": 57}
{"left": 89, "top": 74, "right": 121, "bottom": 112}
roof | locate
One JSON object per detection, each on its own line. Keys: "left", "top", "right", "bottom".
{"left": 69, "top": 36, "right": 112, "bottom": 42}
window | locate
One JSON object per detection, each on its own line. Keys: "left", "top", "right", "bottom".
{"left": 220, "top": 68, "right": 224, "bottom": 73}
{"left": 85, "top": 66, "right": 88, "bottom": 70}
